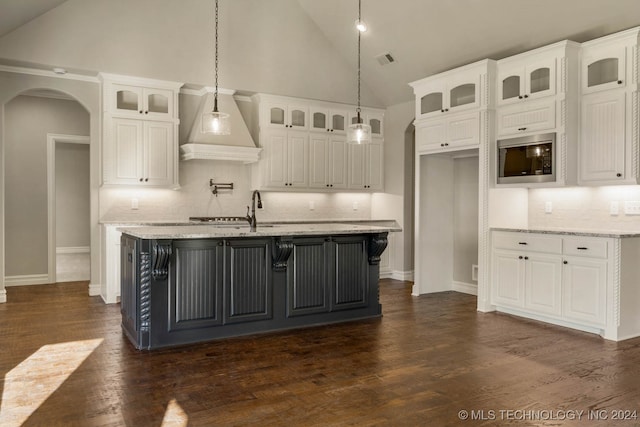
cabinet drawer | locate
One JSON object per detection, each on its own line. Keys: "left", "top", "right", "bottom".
{"left": 563, "top": 237, "right": 608, "bottom": 259}
{"left": 493, "top": 232, "right": 562, "bottom": 254}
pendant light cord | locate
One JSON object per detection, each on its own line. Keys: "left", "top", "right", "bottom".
{"left": 356, "top": 0, "right": 362, "bottom": 123}
{"left": 214, "top": 0, "right": 220, "bottom": 112}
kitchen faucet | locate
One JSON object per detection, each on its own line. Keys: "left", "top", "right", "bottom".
{"left": 246, "top": 190, "right": 262, "bottom": 231}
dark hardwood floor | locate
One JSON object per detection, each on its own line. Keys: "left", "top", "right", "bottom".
{"left": 1, "top": 280, "right": 640, "bottom": 426}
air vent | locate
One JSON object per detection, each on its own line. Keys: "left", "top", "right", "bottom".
{"left": 376, "top": 52, "right": 395, "bottom": 66}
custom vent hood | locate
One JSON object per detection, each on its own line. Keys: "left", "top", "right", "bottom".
{"left": 180, "top": 88, "right": 261, "bottom": 163}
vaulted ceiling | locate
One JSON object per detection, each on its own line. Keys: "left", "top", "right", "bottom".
{"left": 2, "top": 0, "right": 640, "bottom": 107}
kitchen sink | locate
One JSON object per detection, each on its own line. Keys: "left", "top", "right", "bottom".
{"left": 188, "top": 217, "right": 274, "bottom": 228}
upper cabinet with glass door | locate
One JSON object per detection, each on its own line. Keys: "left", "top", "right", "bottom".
{"left": 581, "top": 35, "right": 633, "bottom": 95}
{"left": 496, "top": 41, "right": 580, "bottom": 106}
{"left": 410, "top": 59, "right": 496, "bottom": 120}
{"left": 264, "top": 100, "right": 308, "bottom": 130}
{"left": 100, "top": 74, "right": 181, "bottom": 121}
{"left": 310, "top": 106, "right": 350, "bottom": 134}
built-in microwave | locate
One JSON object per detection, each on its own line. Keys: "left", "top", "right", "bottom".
{"left": 497, "top": 132, "right": 555, "bottom": 184}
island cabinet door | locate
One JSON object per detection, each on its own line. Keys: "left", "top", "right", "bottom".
{"left": 287, "top": 237, "right": 331, "bottom": 317}
{"left": 168, "top": 239, "right": 224, "bottom": 331}
{"left": 331, "top": 235, "right": 369, "bottom": 311}
{"left": 224, "top": 238, "right": 273, "bottom": 323}
{"left": 120, "top": 234, "right": 138, "bottom": 339}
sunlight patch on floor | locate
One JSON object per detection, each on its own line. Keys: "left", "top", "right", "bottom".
{"left": 161, "top": 399, "right": 189, "bottom": 427}
{"left": 0, "top": 338, "right": 103, "bottom": 427}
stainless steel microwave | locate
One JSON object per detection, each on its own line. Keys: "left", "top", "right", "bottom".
{"left": 497, "top": 133, "right": 556, "bottom": 184}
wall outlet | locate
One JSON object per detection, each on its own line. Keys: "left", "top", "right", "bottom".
{"left": 624, "top": 201, "right": 640, "bottom": 215}
{"left": 610, "top": 201, "right": 619, "bottom": 216}
{"left": 352, "top": 201, "right": 359, "bottom": 211}
{"left": 309, "top": 201, "right": 315, "bottom": 211}
{"left": 131, "top": 198, "right": 139, "bottom": 210}
{"left": 544, "top": 201, "right": 553, "bottom": 214}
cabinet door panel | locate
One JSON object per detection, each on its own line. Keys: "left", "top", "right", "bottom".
{"left": 525, "top": 254, "right": 562, "bottom": 316}
{"left": 224, "top": 239, "right": 272, "bottom": 323}
{"left": 563, "top": 257, "right": 607, "bottom": 326}
{"left": 264, "top": 131, "right": 288, "bottom": 187}
{"left": 348, "top": 144, "right": 366, "bottom": 188}
{"left": 170, "top": 240, "right": 224, "bottom": 330}
{"left": 447, "top": 112, "right": 479, "bottom": 148}
{"left": 492, "top": 251, "right": 524, "bottom": 308}
{"left": 309, "top": 134, "right": 328, "bottom": 188}
{"left": 580, "top": 90, "right": 626, "bottom": 182}
{"left": 497, "top": 98, "right": 556, "bottom": 136}
{"left": 288, "top": 132, "right": 309, "bottom": 187}
{"left": 582, "top": 46, "right": 626, "bottom": 94}
{"left": 287, "top": 237, "right": 329, "bottom": 316}
{"left": 332, "top": 236, "right": 368, "bottom": 310}
{"left": 329, "top": 137, "right": 347, "bottom": 189}
{"left": 415, "top": 119, "right": 446, "bottom": 152}
{"left": 112, "top": 119, "right": 143, "bottom": 183}
{"left": 366, "top": 142, "right": 383, "bottom": 190}
{"left": 144, "top": 121, "right": 173, "bottom": 186}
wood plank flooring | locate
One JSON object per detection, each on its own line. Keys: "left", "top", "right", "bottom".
{"left": 1, "top": 280, "right": 640, "bottom": 426}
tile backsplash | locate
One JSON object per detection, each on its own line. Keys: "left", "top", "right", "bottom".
{"left": 529, "top": 186, "right": 640, "bottom": 231}
{"left": 100, "top": 159, "right": 372, "bottom": 222}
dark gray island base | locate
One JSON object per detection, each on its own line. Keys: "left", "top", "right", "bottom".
{"left": 120, "top": 231, "right": 389, "bottom": 350}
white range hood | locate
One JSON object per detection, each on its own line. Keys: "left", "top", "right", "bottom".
{"left": 180, "top": 88, "right": 261, "bottom": 163}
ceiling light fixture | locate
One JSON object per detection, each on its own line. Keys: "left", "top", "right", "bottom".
{"left": 347, "top": 0, "right": 371, "bottom": 145}
{"left": 202, "top": 0, "right": 230, "bottom": 135}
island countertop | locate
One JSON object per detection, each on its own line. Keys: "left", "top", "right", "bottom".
{"left": 119, "top": 220, "right": 401, "bottom": 239}
{"left": 492, "top": 227, "right": 640, "bottom": 238}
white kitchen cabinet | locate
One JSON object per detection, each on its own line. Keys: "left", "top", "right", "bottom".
{"left": 99, "top": 73, "right": 181, "bottom": 189}
{"left": 260, "top": 130, "right": 309, "bottom": 189}
{"left": 496, "top": 97, "right": 556, "bottom": 137}
{"left": 252, "top": 94, "right": 384, "bottom": 192}
{"left": 410, "top": 60, "right": 494, "bottom": 121}
{"left": 562, "top": 256, "right": 607, "bottom": 327}
{"left": 310, "top": 107, "right": 349, "bottom": 135}
{"left": 348, "top": 140, "right": 383, "bottom": 190}
{"left": 492, "top": 233, "right": 562, "bottom": 316}
{"left": 580, "top": 89, "right": 627, "bottom": 183}
{"left": 105, "top": 118, "right": 176, "bottom": 187}
{"left": 415, "top": 111, "right": 480, "bottom": 154}
{"left": 309, "top": 134, "right": 347, "bottom": 189}
{"left": 497, "top": 57, "right": 556, "bottom": 105}
{"left": 264, "top": 100, "right": 308, "bottom": 130}
{"left": 579, "top": 28, "right": 640, "bottom": 185}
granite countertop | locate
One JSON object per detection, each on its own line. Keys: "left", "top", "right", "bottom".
{"left": 118, "top": 220, "right": 402, "bottom": 239}
{"left": 492, "top": 227, "right": 640, "bottom": 238}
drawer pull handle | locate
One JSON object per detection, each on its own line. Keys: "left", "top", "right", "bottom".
{"left": 577, "top": 247, "right": 588, "bottom": 250}
{"left": 518, "top": 242, "right": 527, "bottom": 245}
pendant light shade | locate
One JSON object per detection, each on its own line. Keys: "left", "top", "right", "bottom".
{"left": 347, "top": 0, "right": 371, "bottom": 144}
{"left": 202, "top": 0, "right": 231, "bottom": 135}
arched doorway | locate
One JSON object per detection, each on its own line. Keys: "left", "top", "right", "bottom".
{"left": 4, "top": 90, "right": 90, "bottom": 286}
{"left": 0, "top": 73, "right": 100, "bottom": 303}
{"left": 403, "top": 120, "right": 415, "bottom": 277}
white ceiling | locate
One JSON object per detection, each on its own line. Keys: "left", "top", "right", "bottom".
{"left": 4, "top": 0, "right": 640, "bottom": 107}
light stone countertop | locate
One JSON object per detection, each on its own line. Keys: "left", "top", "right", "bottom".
{"left": 119, "top": 220, "right": 401, "bottom": 239}
{"left": 492, "top": 227, "right": 640, "bottom": 238}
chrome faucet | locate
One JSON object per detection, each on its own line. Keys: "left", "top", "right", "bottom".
{"left": 246, "top": 190, "right": 262, "bottom": 231}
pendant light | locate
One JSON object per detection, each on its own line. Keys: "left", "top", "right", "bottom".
{"left": 202, "top": 0, "right": 231, "bottom": 135}
{"left": 347, "top": 0, "right": 371, "bottom": 145}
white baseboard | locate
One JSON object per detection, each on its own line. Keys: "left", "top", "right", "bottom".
{"left": 0, "top": 288, "right": 6, "bottom": 303}
{"left": 379, "top": 268, "right": 393, "bottom": 279}
{"left": 56, "top": 246, "right": 90, "bottom": 254}
{"left": 392, "top": 270, "right": 414, "bottom": 281}
{"left": 4, "top": 274, "right": 50, "bottom": 287}
{"left": 88, "top": 282, "right": 101, "bottom": 297}
{"left": 452, "top": 281, "right": 478, "bottom": 296}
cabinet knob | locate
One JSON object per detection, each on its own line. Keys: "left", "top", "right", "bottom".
{"left": 145, "top": 111, "right": 149, "bottom": 114}
{"left": 139, "top": 110, "right": 143, "bottom": 114}
{"left": 518, "top": 127, "right": 527, "bottom": 131}
{"left": 326, "top": 184, "right": 330, "bottom": 187}
{"left": 441, "top": 109, "right": 445, "bottom": 113}
{"left": 145, "top": 178, "right": 149, "bottom": 182}
{"left": 139, "top": 178, "right": 143, "bottom": 182}
{"left": 330, "top": 184, "right": 333, "bottom": 187}
{"left": 518, "top": 256, "right": 523, "bottom": 259}
{"left": 524, "top": 94, "right": 529, "bottom": 98}
{"left": 331, "top": 129, "right": 334, "bottom": 132}
{"left": 440, "top": 143, "right": 445, "bottom": 147}
{"left": 618, "top": 80, "right": 623, "bottom": 84}
{"left": 524, "top": 256, "right": 529, "bottom": 260}
{"left": 617, "top": 173, "right": 622, "bottom": 177}
{"left": 563, "top": 260, "right": 568, "bottom": 264}
{"left": 518, "top": 95, "right": 523, "bottom": 99}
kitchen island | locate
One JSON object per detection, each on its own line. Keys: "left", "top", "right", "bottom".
{"left": 120, "top": 221, "right": 400, "bottom": 350}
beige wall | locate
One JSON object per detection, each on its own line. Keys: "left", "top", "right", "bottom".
{"left": 5, "top": 95, "right": 89, "bottom": 276}
{"left": 56, "top": 142, "right": 90, "bottom": 248}
{"left": 453, "top": 156, "right": 479, "bottom": 284}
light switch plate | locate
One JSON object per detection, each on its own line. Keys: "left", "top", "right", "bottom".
{"left": 131, "top": 198, "right": 139, "bottom": 210}
{"left": 624, "top": 201, "right": 640, "bottom": 215}
{"left": 610, "top": 201, "right": 619, "bottom": 216}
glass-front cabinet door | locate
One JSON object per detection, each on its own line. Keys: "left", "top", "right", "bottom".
{"left": 582, "top": 45, "right": 626, "bottom": 94}
{"left": 418, "top": 76, "right": 478, "bottom": 119}
{"left": 498, "top": 58, "right": 555, "bottom": 105}
{"left": 266, "top": 102, "right": 308, "bottom": 129}
{"left": 310, "top": 108, "right": 349, "bottom": 134}
{"left": 112, "top": 85, "right": 173, "bottom": 119}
